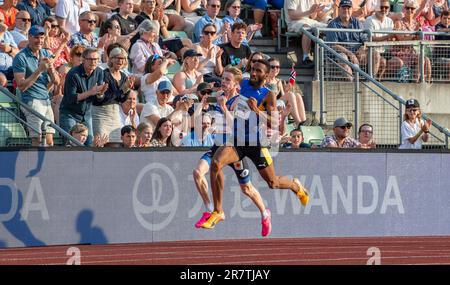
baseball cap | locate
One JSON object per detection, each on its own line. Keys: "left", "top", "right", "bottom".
{"left": 405, "top": 98, "right": 420, "bottom": 108}
{"left": 333, "top": 117, "right": 352, "bottom": 128}
{"left": 157, "top": 80, "right": 173, "bottom": 92}
{"left": 183, "top": 49, "right": 202, "bottom": 60}
{"left": 197, "top": 82, "right": 213, "bottom": 93}
{"left": 339, "top": 0, "right": 353, "bottom": 8}
{"left": 29, "top": 25, "right": 45, "bottom": 37}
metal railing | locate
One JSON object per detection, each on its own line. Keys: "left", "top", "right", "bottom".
{"left": 0, "top": 87, "right": 83, "bottom": 147}
{"left": 302, "top": 27, "right": 450, "bottom": 148}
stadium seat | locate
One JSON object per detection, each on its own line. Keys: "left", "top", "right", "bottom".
{"left": 300, "top": 125, "right": 325, "bottom": 146}
{"left": 168, "top": 31, "right": 188, "bottom": 39}
{"left": 0, "top": 123, "right": 27, "bottom": 147}
{"left": 166, "top": 61, "right": 182, "bottom": 80}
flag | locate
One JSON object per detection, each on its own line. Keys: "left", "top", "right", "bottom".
{"left": 289, "top": 65, "right": 296, "bottom": 86}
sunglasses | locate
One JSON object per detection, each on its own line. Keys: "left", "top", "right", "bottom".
{"left": 201, "top": 90, "right": 212, "bottom": 95}
{"left": 51, "top": 24, "right": 59, "bottom": 28}
{"left": 251, "top": 59, "right": 262, "bottom": 63}
{"left": 339, "top": 125, "right": 352, "bottom": 130}
{"left": 19, "top": 18, "right": 32, "bottom": 22}
{"left": 203, "top": 31, "right": 216, "bottom": 35}
{"left": 210, "top": 4, "right": 220, "bottom": 8}
{"left": 74, "top": 52, "right": 82, "bottom": 57}
{"left": 270, "top": 65, "right": 280, "bottom": 69}
{"left": 82, "top": 19, "right": 97, "bottom": 24}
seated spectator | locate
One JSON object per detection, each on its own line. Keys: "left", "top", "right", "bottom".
{"left": 399, "top": 98, "right": 432, "bottom": 149}
{"left": 129, "top": 19, "right": 177, "bottom": 75}
{"left": 13, "top": 25, "right": 60, "bottom": 146}
{"left": 358, "top": 123, "right": 376, "bottom": 148}
{"left": 140, "top": 80, "right": 175, "bottom": 127}
{"left": 0, "top": 0, "right": 19, "bottom": 30}
{"left": 173, "top": 49, "right": 204, "bottom": 95}
{"left": 223, "top": 0, "right": 262, "bottom": 45}
{"left": 181, "top": 112, "right": 215, "bottom": 146}
{"left": 55, "top": 0, "right": 90, "bottom": 35}
{"left": 92, "top": 46, "right": 134, "bottom": 142}
{"left": 136, "top": 121, "right": 154, "bottom": 147}
{"left": 120, "top": 125, "right": 137, "bottom": 147}
{"left": 141, "top": 54, "right": 178, "bottom": 104}
{"left": 59, "top": 47, "right": 107, "bottom": 146}
{"left": 111, "top": 0, "right": 139, "bottom": 36}
{"left": 10, "top": 10, "right": 31, "bottom": 49}
{"left": 67, "top": 123, "right": 89, "bottom": 146}
{"left": 0, "top": 12, "right": 19, "bottom": 86}
{"left": 393, "top": 0, "right": 431, "bottom": 82}
{"left": 43, "top": 16, "right": 70, "bottom": 70}
{"left": 149, "top": 117, "right": 174, "bottom": 146}
{"left": 120, "top": 90, "right": 141, "bottom": 128}
{"left": 218, "top": 22, "right": 251, "bottom": 75}
{"left": 326, "top": 0, "right": 382, "bottom": 80}
{"left": 193, "top": 0, "right": 225, "bottom": 44}
{"left": 242, "top": 0, "right": 284, "bottom": 38}
{"left": 98, "top": 19, "right": 133, "bottom": 63}
{"left": 284, "top": 0, "right": 330, "bottom": 65}
{"left": 282, "top": 128, "right": 311, "bottom": 148}
{"left": 17, "top": 0, "right": 50, "bottom": 27}
{"left": 433, "top": 10, "right": 450, "bottom": 80}
{"left": 68, "top": 11, "right": 101, "bottom": 49}
{"left": 321, "top": 117, "right": 361, "bottom": 148}
{"left": 243, "top": 51, "right": 264, "bottom": 77}
{"left": 194, "top": 23, "right": 223, "bottom": 84}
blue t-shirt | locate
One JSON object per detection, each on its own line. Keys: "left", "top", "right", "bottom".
{"left": 326, "top": 17, "right": 367, "bottom": 53}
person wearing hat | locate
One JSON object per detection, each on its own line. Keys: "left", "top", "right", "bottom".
{"left": 326, "top": 0, "right": 383, "bottom": 80}
{"left": 173, "top": 48, "right": 204, "bottom": 95}
{"left": 399, "top": 99, "right": 432, "bottom": 149}
{"left": 13, "top": 25, "right": 60, "bottom": 147}
{"left": 321, "top": 117, "right": 361, "bottom": 148}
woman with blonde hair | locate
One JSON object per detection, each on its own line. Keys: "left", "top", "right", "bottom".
{"left": 92, "top": 46, "right": 135, "bottom": 142}
{"left": 172, "top": 49, "right": 204, "bottom": 95}
{"left": 136, "top": 121, "right": 154, "bottom": 147}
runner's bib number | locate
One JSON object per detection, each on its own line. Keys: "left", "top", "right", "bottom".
{"left": 233, "top": 95, "right": 251, "bottom": 120}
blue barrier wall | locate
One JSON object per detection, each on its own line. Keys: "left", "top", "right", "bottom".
{"left": 1, "top": 149, "right": 449, "bottom": 248}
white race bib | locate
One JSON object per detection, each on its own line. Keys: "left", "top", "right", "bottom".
{"left": 233, "top": 95, "right": 251, "bottom": 120}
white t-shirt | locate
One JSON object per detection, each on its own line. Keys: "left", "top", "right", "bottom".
{"left": 140, "top": 100, "right": 174, "bottom": 127}
{"left": 399, "top": 119, "right": 425, "bottom": 149}
{"left": 55, "top": 0, "right": 91, "bottom": 35}
{"left": 364, "top": 15, "right": 394, "bottom": 52}
{"left": 284, "top": 0, "right": 316, "bottom": 26}
{"left": 140, "top": 75, "right": 174, "bottom": 104}
{"left": 119, "top": 107, "right": 140, "bottom": 128}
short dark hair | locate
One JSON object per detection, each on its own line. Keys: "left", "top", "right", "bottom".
{"left": 82, "top": 48, "right": 99, "bottom": 59}
{"left": 290, "top": 128, "right": 303, "bottom": 136}
{"left": 202, "top": 23, "right": 216, "bottom": 33}
{"left": 231, "top": 22, "right": 247, "bottom": 32}
{"left": 251, "top": 59, "right": 270, "bottom": 73}
{"left": 121, "top": 125, "right": 136, "bottom": 136}
{"left": 442, "top": 10, "right": 450, "bottom": 17}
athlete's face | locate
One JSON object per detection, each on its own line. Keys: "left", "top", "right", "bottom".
{"left": 250, "top": 62, "right": 268, "bottom": 86}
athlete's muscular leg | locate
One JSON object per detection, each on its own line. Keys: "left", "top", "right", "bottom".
{"left": 193, "top": 159, "right": 211, "bottom": 208}
{"left": 258, "top": 164, "right": 300, "bottom": 194}
{"left": 210, "top": 146, "right": 241, "bottom": 212}
{"left": 240, "top": 183, "right": 266, "bottom": 215}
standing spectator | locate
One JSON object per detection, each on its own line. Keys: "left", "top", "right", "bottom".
{"left": 399, "top": 99, "right": 432, "bottom": 149}
{"left": 59, "top": 47, "right": 107, "bottom": 146}
{"left": 173, "top": 48, "right": 204, "bottom": 95}
{"left": 55, "top": 0, "right": 90, "bottom": 35}
{"left": 193, "top": 0, "right": 225, "bottom": 44}
{"left": 10, "top": 10, "right": 31, "bottom": 49}
{"left": 120, "top": 90, "right": 141, "bottom": 128}
{"left": 13, "top": 25, "right": 60, "bottom": 146}
{"left": 434, "top": 10, "right": 450, "bottom": 80}
{"left": 120, "top": 125, "right": 137, "bottom": 147}
{"left": 326, "top": 0, "right": 382, "bottom": 79}
{"left": 111, "top": 0, "right": 138, "bottom": 36}
{"left": 140, "top": 53, "right": 178, "bottom": 104}
{"left": 0, "top": 0, "right": 19, "bottom": 30}
{"left": 68, "top": 11, "right": 100, "bottom": 49}
{"left": 92, "top": 46, "right": 133, "bottom": 142}
{"left": 321, "top": 117, "right": 361, "bottom": 148}
{"left": 17, "top": 0, "right": 50, "bottom": 27}
{"left": 0, "top": 12, "right": 19, "bottom": 86}
{"left": 284, "top": 0, "right": 329, "bottom": 65}
{"left": 358, "top": 123, "right": 376, "bottom": 148}
{"left": 98, "top": 18, "right": 132, "bottom": 60}
{"left": 149, "top": 117, "right": 174, "bottom": 146}
{"left": 136, "top": 121, "right": 153, "bottom": 147}
{"left": 218, "top": 22, "right": 251, "bottom": 75}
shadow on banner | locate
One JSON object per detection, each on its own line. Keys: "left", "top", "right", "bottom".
{"left": 76, "top": 209, "right": 108, "bottom": 245}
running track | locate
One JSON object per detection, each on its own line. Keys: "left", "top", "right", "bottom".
{"left": 1, "top": 236, "right": 450, "bottom": 265}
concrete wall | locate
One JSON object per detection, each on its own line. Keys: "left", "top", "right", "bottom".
{"left": 1, "top": 149, "right": 449, "bottom": 248}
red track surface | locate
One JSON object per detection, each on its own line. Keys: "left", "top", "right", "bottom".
{"left": 1, "top": 236, "right": 450, "bottom": 265}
